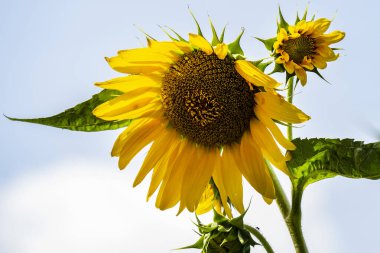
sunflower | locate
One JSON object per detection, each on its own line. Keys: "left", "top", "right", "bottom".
{"left": 272, "top": 16, "right": 345, "bottom": 85}
{"left": 93, "top": 25, "right": 310, "bottom": 216}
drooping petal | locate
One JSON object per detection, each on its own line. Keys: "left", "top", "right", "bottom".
{"left": 213, "top": 148, "right": 244, "bottom": 213}
{"left": 295, "top": 66, "right": 307, "bottom": 85}
{"left": 133, "top": 128, "right": 178, "bottom": 187}
{"left": 237, "top": 132, "right": 275, "bottom": 200}
{"left": 250, "top": 119, "right": 289, "bottom": 175}
{"left": 156, "top": 140, "right": 191, "bottom": 210}
{"left": 212, "top": 159, "right": 233, "bottom": 218}
{"left": 254, "top": 106, "right": 296, "bottom": 150}
{"left": 117, "top": 119, "right": 163, "bottom": 169}
{"left": 181, "top": 146, "right": 216, "bottom": 212}
{"left": 147, "top": 141, "right": 181, "bottom": 201}
{"left": 254, "top": 92, "right": 310, "bottom": 124}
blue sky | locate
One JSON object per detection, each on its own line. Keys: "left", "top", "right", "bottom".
{"left": 1, "top": 0, "right": 380, "bottom": 252}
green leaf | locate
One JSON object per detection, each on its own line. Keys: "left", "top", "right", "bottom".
{"left": 6, "top": 89, "right": 131, "bottom": 132}
{"left": 287, "top": 138, "right": 380, "bottom": 189}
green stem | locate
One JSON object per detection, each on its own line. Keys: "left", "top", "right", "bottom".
{"left": 266, "top": 162, "right": 290, "bottom": 217}
{"left": 287, "top": 77, "right": 294, "bottom": 141}
{"left": 245, "top": 225, "right": 275, "bottom": 253}
{"left": 285, "top": 76, "right": 309, "bottom": 253}
{"left": 285, "top": 183, "right": 308, "bottom": 253}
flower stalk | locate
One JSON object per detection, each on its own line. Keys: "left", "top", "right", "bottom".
{"left": 245, "top": 224, "right": 275, "bottom": 253}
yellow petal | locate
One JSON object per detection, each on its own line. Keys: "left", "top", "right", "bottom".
{"left": 255, "top": 92, "right": 310, "bottom": 124}
{"left": 133, "top": 128, "right": 178, "bottom": 187}
{"left": 117, "top": 48, "right": 176, "bottom": 64}
{"left": 147, "top": 39, "right": 192, "bottom": 55}
{"left": 146, "top": 137, "right": 181, "bottom": 201}
{"left": 105, "top": 56, "right": 169, "bottom": 74}
{"left": 316, "top": 31, "right": 345, "bottom": 45}
{"left": 238, "top": 132, "right": 275, "bottom": 200}
{"left": 181, "top": 146, "right": 216, "bottom": 212}
{"left": 156, "top": 141, "right": 192, "bottom": 210}
{"left": 310, "top": 18, "right": 331, "bottom": 36}
{"left": 254, "top": 106, "right": 296, "bottom": 150}
{"left": 283, "top": 60, "right": 295, "bottom": 74}
{"left": 215, "top": 148, "right": 244, "bottom": 213}
{"left": 312, "top": 55, "right": 327, "bottom": 69}
{"left": 214, "top": 43, "right": 228, "bottom": 60}
{"left": 250, "top": 119, "right": 289, "bottom": 175}
{"left": 235, "top": 60, "right": 281, "bottom": 88}
{"left": 118, "top": 119, "right": 162, "bottom": 169}
{"left": 95, "top": 75, "right": 161, "bottom": 93}
{"left": 93, "top": 91, "right": 161, "bottom": 121}
{"left": 189, "top": 33, "right": 213, "bottom": 55}
{"left": 212, "top": 162, "right": 233, "bottom": 218}
{"left": 295, "top": 66, "right": 307, "bottom": 86}
{"left": 111, "top": 118, "right": 151, "bottom": 156}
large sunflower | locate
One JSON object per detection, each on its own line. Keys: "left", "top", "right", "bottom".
{"left": 93, "top": 27, "right": 310, "bottom": 216}
{"left": 273, "top": 18, "right": 345, "bottom": 85}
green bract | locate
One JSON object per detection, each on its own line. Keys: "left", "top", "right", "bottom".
{"left": 181, "top": 210, "right": 258, "bottom": 253}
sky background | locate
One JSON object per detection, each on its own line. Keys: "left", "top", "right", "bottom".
{"left": 1, "top": 0, "right": 380, "bottom": 252}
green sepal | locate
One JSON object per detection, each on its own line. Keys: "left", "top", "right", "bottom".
{"left": 251, "top": 59, "right": 272, "bottom": 72}
{"left": 176, "top": 235, "right": 205, "bottom": 250}
{"left": 6, "top": 89, "right": 130, "bottom": 132}
{"left": 255, "top": 37, "right": 277, "bottom": 51}
{"left": 219, "top": 25, "right": 226, "bottom": 43}
{"left": 188, "top": 8, "right": 203, "bottom": 36}
{"left": 295, "top": 7, "right": 308, "bottom": 23}
{"left": 269, "top": 62, "right": 285, "bottom": 75}
{"left": 311, "top": 68, "right": 330, "bottom": 84}
{"left": 209, "top": 17, "right": 221, "bottom": 46}
{"left": 228, "top": 28, "right": 245, "bottom": 56}
{"left": 277, "top": 6, "right": 289, "bottom": 30}
{"left": 164, "top": 26, "right": 187, "bottom": 42}
{"left": 287, "top": 138, "right": 380, "bottom": 190}
{"left": 158, "top": 25, "right": 179, "bottom": 41}
{"left": 133, "top": 24, "right": 156, "bottom": 41}
{"left": 213, "top": 208, "right": 228, "bottom": 223}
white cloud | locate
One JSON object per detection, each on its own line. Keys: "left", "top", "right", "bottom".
{"left": 0, "top": 159, "right": 340, "bottom": 253}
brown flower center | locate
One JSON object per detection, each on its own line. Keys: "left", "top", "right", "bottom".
{"left": 282, "top": 36, "right": 315, "bottom": 64}
{"left": 161, "top": 50, "right": 256, "bottom": 147}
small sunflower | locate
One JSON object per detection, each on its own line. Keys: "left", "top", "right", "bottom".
{"left": 260, "top": 9, "right": 345, "bottom": 85}
{"left": 93, "top": 22, "right": 310, "bottom": 216}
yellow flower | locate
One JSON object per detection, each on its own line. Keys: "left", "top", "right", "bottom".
{"left": 93, "top": 30, "right": 310, "bottom": 215}
{"left": 274, "top": 18, "right": 345, "bottom": 85}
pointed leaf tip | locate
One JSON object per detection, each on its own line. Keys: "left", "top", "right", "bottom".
{"left": 277, "top": 6, "right": 289, "bottom": 29}
{"left": 6, "top": 90, "right": 131, "bottom": 132}
{"left": 228, "top": 28, "right": 245, "bottom": 56}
